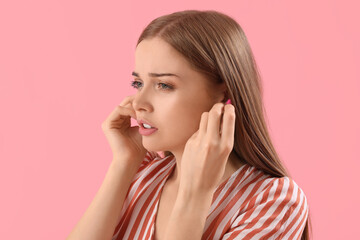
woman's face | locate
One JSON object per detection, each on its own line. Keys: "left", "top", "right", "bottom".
{"left": 132, "top": 37, "right": 226, "bottom": 153}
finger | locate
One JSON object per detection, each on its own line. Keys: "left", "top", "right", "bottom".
{"left": 192, "top": 129, "right": 200, "bottom": 139}
{"left": 119, "top": 95, "right": 136, "bottom": 107}
{"left": 207, "top": 103, "right": 225, "bottom": 139}
{"left": 220, "top": 104, "right": 236, "bottom": 147}
{"left": 198, "top": 112, "right": 209, "bottom": 137}
{"left": 120, "top": 104, "right": 137, "bottom": 119}
{"left": 104, "top": 104, "right": 136, "bottom": 127}
{"left": 119, "top": 95, "right": 137, "bottom": 119}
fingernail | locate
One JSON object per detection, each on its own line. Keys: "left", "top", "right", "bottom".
{"left": 226, "top": 99, "right": 231, "bottom": 104}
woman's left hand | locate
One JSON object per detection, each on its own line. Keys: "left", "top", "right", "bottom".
{"left": 179, "top": 101, "right": 236, "bottom": 194}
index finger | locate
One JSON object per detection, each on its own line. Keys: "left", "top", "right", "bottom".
{"left": 119, "top": 95, "right": 136, "bottom": 107}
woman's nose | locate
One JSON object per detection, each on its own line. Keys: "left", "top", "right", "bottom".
{"left": 132, "top": 91, "right": 153, "bottom": 112}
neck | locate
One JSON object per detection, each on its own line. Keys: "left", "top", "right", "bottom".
{"left": 165, "top": 150, "right": 244, "bottom": 188}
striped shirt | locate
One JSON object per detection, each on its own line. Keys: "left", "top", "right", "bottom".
{"left": 112, "top": 151, "right": 309, "bottom": 240}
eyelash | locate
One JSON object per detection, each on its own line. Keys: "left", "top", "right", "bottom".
{"left": 130, "top": 80, "right": 174, "bottom": 91}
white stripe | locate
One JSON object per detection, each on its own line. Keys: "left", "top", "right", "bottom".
{"left": 142, "top": 161, "right": 176, "bottom": 240}
{"left": 230, "top": 178, "right": 272, "bottom": 231}
{"left": 230, "top": 177, "right": 276, "bottom": 227}
{"left": 252, "top": 178, "right": 298, "bottom": 239}
{"left": 122, "top": 166, "right": 170, "bottom": 239}
{"left": 238, "top": 178, "right": 290, "bottom": 238}
{"left": 118, "top": 155, "right": 172, "bottom": 223}
{"left": 208, "top": 165, "right": 247, "bottom": 213}
{"left": 203, "top": 164, "right": 251, "bottom": 234}
{"left": 113, "top": 154, "right": 309, "bottom": 240}
{"left": 111, "top": 152, "right": 156, "bottom": 240}
{"left": 204, "top": 167, "right": 258, "bottom": 238}
{"left": 118, "top": 158, "right": 171, "bottom": 233}
{"left": 134, "top": 170, "right": 172, "bottom": 239}
{"left": 240, "top": 178, "right": 276, "bottom": 215}
{"left": 282, "top": 189, "right": 308, "bottom": 239}
{"left": 270, "top": 183, "right": 304, "bottom": 239}
{"left": 230, "top": 177, "right": 279, "bottom": 228}
{"left": 214, "top": 173, "right": 270, "bottom": 239}
{"left": 117, "top": 153, "right": 156, "bottom": 218}
{"left": 222, "top": 177, "right": 287, "bottom": 238}
{"left": 214, "top": 171, "right": 268, "bottom": 238}
{"left": 293, "top": 205, "right": 308, "bottom": 240}
{"left": 143, "top": 203, "right": 157, "bottom": 240}
{"left": 221, "top": 176, "right": 273, "bottom": 240}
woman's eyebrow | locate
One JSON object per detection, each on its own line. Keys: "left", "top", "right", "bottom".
{"left": 132, "top": 71, "right": 180, "bottom": 78}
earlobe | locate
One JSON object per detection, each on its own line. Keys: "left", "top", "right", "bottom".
{"left": 214, "top": 83, "right": 229, "bottom": 103}
{"left": 222, "top": 91, "right": 229, "bottom": 103}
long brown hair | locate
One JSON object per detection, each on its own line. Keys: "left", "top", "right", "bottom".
{"left": 136, "top": 10, "right": 312, "bottom": 239}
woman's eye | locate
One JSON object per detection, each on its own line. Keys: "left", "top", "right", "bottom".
{"left": 157, "top": 82, "right": 173, "bottom": 90}
{"left": 130, "top": 80, "right": 142, "bottom": 89}
{"left": 130, "top": 80, "right": 173, "bottom": 91}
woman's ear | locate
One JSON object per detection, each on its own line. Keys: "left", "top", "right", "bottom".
{"left": 221, "top": 90, "right": 229, "bottom": 103}
{"left": 216, "top": 83, "right": 228, "bottom": 103}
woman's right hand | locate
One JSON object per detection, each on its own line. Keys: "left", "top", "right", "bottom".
{"left": 101, "top": 95, "right": 147, "bottom": 166}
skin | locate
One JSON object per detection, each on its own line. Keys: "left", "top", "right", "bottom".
{"left": 131, "top": 37, "right": 243, "bottom": 190}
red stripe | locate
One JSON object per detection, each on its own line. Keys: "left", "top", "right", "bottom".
{"left": 240, "top": 178, "right": 285, "bottom": 237}
{"left": 202, "top": 166, "right": 253, "bottom": 237}
{"left": 205, "top": 169, "right": 265, "bottom": 239}
{"left": 114, "top": 156, "right": 173, "bottom": 239}
{"left": 112, "top": 156, "right": 308, "bottom": 240}
{"left": 218, "top": 171, "right": 268, "bottom": 238}
{"left": 129, "top": 165, "right": 174, "bottom": 239}
{"left": 211, "top": 165, "right": 251, "bottom": 213}
{"left": 267, "top": 182, "right": 300, "bottom": 238}
{"left": 112, "top": 152, "right": 155, "bottom": 239}
{"left": 287, "top": 191, "right": 308, "bottom": 239}
{"left": 243, "top": 178, "right": 294, "bottom": 238}
{"left": 277, "top": 186, "right": 304, "bottom": 238}
{"left": 226, "top": 177, "right": 281, "bottom": 239}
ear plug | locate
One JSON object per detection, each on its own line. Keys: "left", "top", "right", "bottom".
{"left": 226, "top": 99, "right": 231, "bottom": 104}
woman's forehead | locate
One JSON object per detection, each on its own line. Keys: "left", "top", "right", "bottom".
{"left": 135, "top": 38, "right": 191, "bottom": 73}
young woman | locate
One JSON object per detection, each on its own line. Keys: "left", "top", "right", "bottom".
{"left": 67, "top": 10, "right": 311, "bottom": 240}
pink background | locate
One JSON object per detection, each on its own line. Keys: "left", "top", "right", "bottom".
{"left": 1, "top": 1, "right": 359, "bottom": 239}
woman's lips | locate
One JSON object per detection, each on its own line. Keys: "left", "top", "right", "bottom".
{"left": 137, "top": 118, "right": 157, "bottom": 129}
{"left": 138, "top": 124, "right": 158, "bottom": 136}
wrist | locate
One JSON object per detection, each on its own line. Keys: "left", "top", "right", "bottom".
{"left": 178, "top": 186, "right": 215, "bottom": 203}
{"left": 110, "top": 158, "right": 140, "bottom": 174}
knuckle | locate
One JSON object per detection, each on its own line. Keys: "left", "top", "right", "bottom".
{"left": 210, "top": 108, "right": 221, "bottom": 116}
{"left": 225, "top": 107, "right": 236, "bottom": 118}
{"left": 214, "top": 102, "right": 224, "bottom": 107}
{"left": 204, "top": 138, "right": 217, "bottom": 149}
{"left": 219, "top": 145, "right": 230, "bottom": 156}
{"left": 228, "top": 112, "right": 236, "bottom": 120}
{"left": 201, "top": 112, "right": 209, "bottom": 118}
{"left": 212, "top": 103, "right": 225, "bottom": 113}
{"left": 226, "top": 104, "right": 235, "bottom": 112}
{"left": 223, "top": 143, "right": 232, "bottom": 152}
{"left": 202, "top": 141, "right": 211, "bottom": 149}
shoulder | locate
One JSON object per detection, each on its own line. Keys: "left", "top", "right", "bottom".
{"left": 222, "top": 164, "right": 309, "bottom": 221}
{"left": 223, "top": 173, "right": 309, "bottom": 239}
{"left": 246, "top": 175, "right": 309, "bottom": 217}
{"left": 236, "top": 165, "right": 308, "bottom": 213}
{"left": 269, "top": 176, "right": 308, "bottom": 212}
